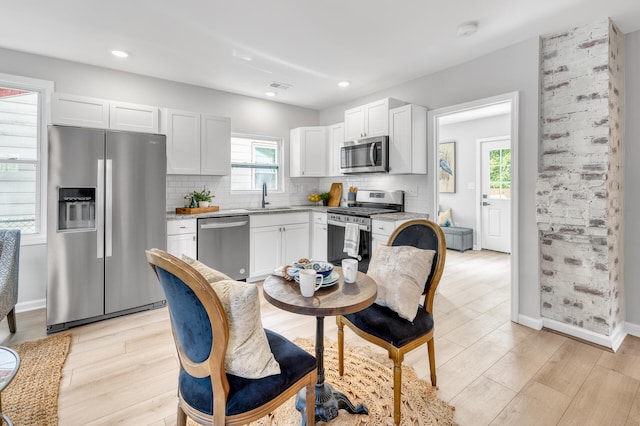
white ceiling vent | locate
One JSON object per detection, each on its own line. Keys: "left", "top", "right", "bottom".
{"left": 269, "top": 81, "right": 293, "bottom": 90}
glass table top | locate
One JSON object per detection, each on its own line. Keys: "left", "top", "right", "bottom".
{"left": 0, "top": 347, "right": 19, "bottom": 392}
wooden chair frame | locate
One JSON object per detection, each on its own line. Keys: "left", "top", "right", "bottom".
{"left": 336, "top": 219, "right": 446, "bottom": 425}
{"left": 146, "top": 249, "right": 316, "bottom": 426}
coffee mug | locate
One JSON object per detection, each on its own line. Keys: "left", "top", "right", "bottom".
{"left": 342, "top": 258, "right": 358, "bottom": 283}
{"left": 299, "top": 269, "right": 323, "bottom": 297}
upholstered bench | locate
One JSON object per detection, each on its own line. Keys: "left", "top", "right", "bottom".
{"left": 441, "top": 227, "right": 473, "bottom": 252}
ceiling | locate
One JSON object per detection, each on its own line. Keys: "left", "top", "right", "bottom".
{"left": 3, "top": 1, "right": 640, "bottom": 111}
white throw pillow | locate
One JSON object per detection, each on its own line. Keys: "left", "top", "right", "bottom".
{"left": 438, "top": 208, "right": 454, "bottom": 227}
{"left": 182, "top": 256, "right": 281, "bottom": 379}
{"left": 368, "top": 245, "right": 436, "bottom": 322}
{"left": 182, "top": 255, "right": 231, "bottom": 283}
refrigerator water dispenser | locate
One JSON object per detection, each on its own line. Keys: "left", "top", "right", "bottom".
{"left": 58, "top": 187, "right": 96, "bottom": 231}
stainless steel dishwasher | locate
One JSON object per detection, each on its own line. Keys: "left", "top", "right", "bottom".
{"left": 197, "top": 216, "right": 250, "bottom": 280}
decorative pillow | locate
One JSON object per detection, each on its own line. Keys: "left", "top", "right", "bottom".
{"left": 367, "top": 245, "right": 436, "bottom": 322}
{"left": 182, "top": 255, "right": 230, "bottom": 283}
{"left": 438, "top": 208, "right": 454, "bottom": 227}
{"left": 182, "top": 256, "right": 281, "bottom": 379}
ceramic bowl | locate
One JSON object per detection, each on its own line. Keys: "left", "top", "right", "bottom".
{"left": 293, "top": 261, "right": 334, "bottom": 278}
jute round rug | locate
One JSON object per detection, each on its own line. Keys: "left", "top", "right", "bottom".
{"left": 4, "top": 333, "right": 72, "bottom": 426}
{"left": 189, "top": 338, "right": 455, "bottom": 425}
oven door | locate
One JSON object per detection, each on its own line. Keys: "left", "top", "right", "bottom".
{"left": 327, "top": 222, "right": 372, "bottom": 273}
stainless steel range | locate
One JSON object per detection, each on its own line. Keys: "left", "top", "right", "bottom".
{"left": 327, "top": 189, "right": 404, "bottom": 272}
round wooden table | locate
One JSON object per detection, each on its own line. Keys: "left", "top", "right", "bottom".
{"left": 263, "top": 267, "right": 377, "bottom": 423}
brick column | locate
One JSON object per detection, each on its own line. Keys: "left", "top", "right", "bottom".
{"left": 536, "top": 19, "right": 624, "bottom": 336}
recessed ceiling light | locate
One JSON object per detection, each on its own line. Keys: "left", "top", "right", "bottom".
{"left": 111, "top": 50, "right": 129, "bottom": 58}
{"left": 338, "top": 81, "right": 351, "bottom": 88}
{"left": 265, "top": 91, "right": 277, "bottom": 97}
{"left": 456, "top": 21, "right": 478, "bottom": 37}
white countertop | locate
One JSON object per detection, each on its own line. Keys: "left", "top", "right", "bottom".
{"left": 166, "top": 205, "right": 329, "bottom": 221}
{"left": 167, "top": 206, "right": 428, "bottom": 222}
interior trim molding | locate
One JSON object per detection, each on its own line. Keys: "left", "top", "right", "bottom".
{"left": 625, "top": 321, "right": 640, "bottom": 338}
{"left": 16, "top": 298, "right": 46, "bottom": 313}
{"left": 542, "top": 317, "right": 626, "bottom": 351}
{"left": 517, "top": 314, "right": 543, "bottom": 330}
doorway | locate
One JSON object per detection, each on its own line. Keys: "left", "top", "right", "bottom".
{"left": 478, "top": 136, "right": 511, "bottom": 253}
{"left": 428, "top": 92, "right": 519, "bottom": 322}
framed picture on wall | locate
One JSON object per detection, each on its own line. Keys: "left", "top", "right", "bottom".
{"left": 439, "top": 141, "right": 456, "bottom": 193}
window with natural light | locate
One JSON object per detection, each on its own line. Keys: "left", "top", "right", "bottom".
{"left": 489, "top": 148, "right": 511, "bottom": 199}
{"left": 230, "top": 135, "right": 281, "bottom": 191}
{"left": 0, "top": 87, "right": 39, "bottom": 234}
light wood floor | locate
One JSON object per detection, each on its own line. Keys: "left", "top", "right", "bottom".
{"left": 2, "top": 249, "right": 640, "bottom": 425}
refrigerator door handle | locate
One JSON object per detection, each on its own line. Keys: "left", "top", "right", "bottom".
{"left": 97, "top": 159, "right": 104, "bottom": 259}
{"left": 106, "top": 159, "right": 113, "bottom": 258}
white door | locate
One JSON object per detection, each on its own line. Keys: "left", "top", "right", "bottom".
{"left": 481, "top": 139, "right": 511, "bottom": 253}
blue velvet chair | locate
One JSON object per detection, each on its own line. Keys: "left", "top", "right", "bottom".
{"left": 336, "top": 220, "right": 446, "bottom": 425}
{"left": 0, "top": 229, "right": 20, "bottom": 333}
{"left": 146, "top": 249, "right": 317, "bottom": 425}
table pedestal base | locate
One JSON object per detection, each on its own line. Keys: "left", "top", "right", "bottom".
{"left": 295, "top": 382, "right": 368, "bottom": 424}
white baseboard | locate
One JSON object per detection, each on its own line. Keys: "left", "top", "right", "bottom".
{"left": 610, "top": 324, "right": 627, "bottom": 352}
{"left": 542, "top": 317, "right": 626, "bottom": 351}
{"left": 517, "top": 314, "right": 543, "bottom": 330}
{"left": 625, "top": 321, "right": 640, "bottom": 338}
{"left": 16, "top": 298, "right": 45, "bottom": 313}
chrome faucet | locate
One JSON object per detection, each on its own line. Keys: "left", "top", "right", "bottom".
{"left": 261, "top": 182, "right": 269, "bottom": 208}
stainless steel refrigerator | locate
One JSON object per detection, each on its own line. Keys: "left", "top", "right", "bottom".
{"left": 47, "top": 125, "right": 167, "bottom": 333}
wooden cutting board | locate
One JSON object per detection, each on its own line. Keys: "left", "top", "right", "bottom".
{"left": 328, "top": 183, "right": 342, "bottom": 207}
{"left": 175, "top": 206, "right": 220, "bottom": 214}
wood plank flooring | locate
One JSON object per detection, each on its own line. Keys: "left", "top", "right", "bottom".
{"left": 1, "top": 248, "right": 639, "bottom": 425}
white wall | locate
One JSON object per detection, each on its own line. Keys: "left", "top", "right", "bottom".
{"left": 624, "top": 30, "right": 640, "bottom": 327}
{"left": 0, "top": 46, "right": 320, "bottom": 310}
{"left": 438, "top": 114, "right": 511, "bottom": 237}
{"left": 320, "top": 38, "right": 541, "bottom": 320}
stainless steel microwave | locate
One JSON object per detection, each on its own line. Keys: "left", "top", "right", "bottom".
{"left": 340, "top": 136, "right": 389, "bottom": 174}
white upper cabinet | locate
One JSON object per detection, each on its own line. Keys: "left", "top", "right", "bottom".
{"left": 344, "top": 106, "right": 366, "bottom": 141}
{"left": 389, "top": 104, "right": 427, "bottom": 174}
{"left": 200, "top": 114, "right": 231, "bottom": 175}
{"left": 52, "top": 93, "right": 109, "bottom": 129}
{"left": 165, "top": 109, "right": 231, "bottom": 175}
{"left": 343, "top": 98, "right": 405, "bottom": 141}
{"left": 52, "top": 93, "right": 159, "bottom": 133}
{"left": 290, "top": 127, "right": 327, "bottom": 177}
{"left": 327, "top": 122, "right": 344, "bottom": 176}
{"left": 109, "top": 101, "right": 159, "bottom": 133}
{"left": 166, "top": 109, "right": 200, "bottom": 175}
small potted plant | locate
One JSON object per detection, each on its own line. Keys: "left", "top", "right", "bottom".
{"left": 191, "top": 186, "right": 214, "bottom": 208}
{"left": 319, "top": 192, "right": 331, "bottom": 206}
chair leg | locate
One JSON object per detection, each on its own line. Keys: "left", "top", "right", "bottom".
{"left": 427, "top": 338, "right": 437, "bottom": 387}
{"left": 305, "top": 377, "right": 315, "bottom": 425}
{"left": 7, "top": 308, "right": 16, "bottom": 333}
{"left": 176, "top": 403, "right": 187, "bottom": 426}
{"left": 393, "top": 357, "right": 402, "bottom": 425}
{"left": 337, "top": 316, "right": 344, "bottom": 376}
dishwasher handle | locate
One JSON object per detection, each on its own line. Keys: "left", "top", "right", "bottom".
{"left": 200, "top": 220, "right": 248, "bottom": 230}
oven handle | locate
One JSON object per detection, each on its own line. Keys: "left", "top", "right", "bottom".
{"left": 328, "top": 219, "right": 370, "bottom": 232}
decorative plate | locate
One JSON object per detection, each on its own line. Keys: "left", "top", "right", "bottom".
{"left": 294, "top": 270, "right": 339, "bottom": 288}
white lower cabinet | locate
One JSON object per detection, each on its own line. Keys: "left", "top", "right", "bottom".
{"left": 249, "top": 213, "right": 309, "bottom": 281}
{"left": 167, "top": 219, "right": 197, "bottom": 259}
{"left": 371, "top": 219, "right": 413, "bottom": 256}
{"left": 311, "top": 212, "right": 328, "bottom": 261}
